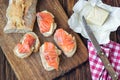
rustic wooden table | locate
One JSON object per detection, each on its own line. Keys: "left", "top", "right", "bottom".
{"left": 0, "top": 0, "right": 120, "bottom": 80}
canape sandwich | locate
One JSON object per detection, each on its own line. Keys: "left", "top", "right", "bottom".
{"left": 36, "top": 10, "right": 57, "bottom": 37}
{"left": 54, "top": 28, "right": 77, "bottom": 57}
{"left": 14, "top": 32, "right": 40, "bottom": 58}
{"left": 39, "top": 42, "right": 61, "bottom": 71}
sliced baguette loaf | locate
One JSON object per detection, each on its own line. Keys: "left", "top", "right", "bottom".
{"left": 4, "top": 0, "right": 37, "bottom": 33}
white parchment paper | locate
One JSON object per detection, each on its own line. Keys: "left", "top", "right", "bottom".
{"left": 68, "top": 0, "right": 120, "bottom": 44}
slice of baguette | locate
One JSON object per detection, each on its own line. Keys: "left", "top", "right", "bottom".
{"left": 54, "top": 29, "right": 77, "bottom": 57}
{"left": 4, "top": 0, "right": 37, "bottom": 33}
{"left": 39, "top": 42, "right": 61, "bottom": 71}
{"left": 36, "top": 10, "right": 57, "bottom": 37}
{"left": 13, "top": 32, "right": 40, "bottom": 58}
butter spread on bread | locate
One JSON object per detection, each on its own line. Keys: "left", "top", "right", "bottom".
{"left": 86, "top": 6, "right": 109, "bottom": 26}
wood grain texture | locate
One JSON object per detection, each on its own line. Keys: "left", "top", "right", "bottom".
{"left": 0, "top": 48, "right": 6, "bottom": 80}
{"left": 0, "top": 48, "right": 17, "bottom": 80}
{"left": 0, "top": 0, "right": 88, "bottom": 80}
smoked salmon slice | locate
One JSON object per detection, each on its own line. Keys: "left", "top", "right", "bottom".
{"left": 17, "top": 34, "right": 35, "bottom": 53}
{"left": 23, "top": 34, "right": 35, "bottom": 47}
{"left": 17, "top": 43, "right": 30, "bottom": 53}
{"left": 44, "top": 42, "right": 59, "bottom": 70}
{"left": 54, "top": 28, "right": 77, "bottom": 57}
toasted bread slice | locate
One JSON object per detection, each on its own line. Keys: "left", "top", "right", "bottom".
{"left": 39, "top": 42, "right": 61, "bottom": 71}
{"left": 36, "top": 10, "right": 57, "bottom": 37}
{"left": 13, "top": 32, "right": 40, "bottom": 58}
{"left": 54, "top": 28, "right": 77, "bottom": 57}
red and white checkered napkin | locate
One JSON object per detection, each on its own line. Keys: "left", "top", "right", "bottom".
{"left": 88, "top": 41, "right": 120, "bottom": 80}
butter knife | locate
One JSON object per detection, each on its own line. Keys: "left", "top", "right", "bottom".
{"left": 82, "top": 16, "right": 118, "bottom": 80}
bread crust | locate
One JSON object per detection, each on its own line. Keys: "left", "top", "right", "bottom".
{"left": 4, "top": 0, "right": 37, "bottom": 33}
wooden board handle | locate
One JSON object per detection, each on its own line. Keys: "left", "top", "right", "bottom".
{"left": 98, "top": 52, "right": 118, "bottom": 80}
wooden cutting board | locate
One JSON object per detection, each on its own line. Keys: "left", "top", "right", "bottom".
{"left": 0, "top": 0, "right": 88, "bottom": 80}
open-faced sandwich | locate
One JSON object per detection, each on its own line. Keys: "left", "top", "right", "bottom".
{"left": 54, "top": 28, "right": 77, "bottom": 57}
{"left": 13, "top": 32, "right": 40, "bottom": 58}
{"left": 36, "top": 10, "right": 57, "bottom": 37}
{"left": 39, "top": 42, "right": 61, "bottom": 71}
{"left": 4, "top": 0, "right": 37, "bottom": 33}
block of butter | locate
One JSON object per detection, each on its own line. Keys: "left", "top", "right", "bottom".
{"left": 86, "top": 6, "right": 109, "bottom": 26}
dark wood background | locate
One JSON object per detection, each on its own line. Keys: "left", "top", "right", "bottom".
{"left": 0, "top": 0, "right": 120, "bottom": 80}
